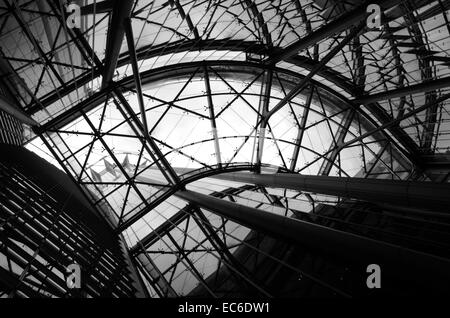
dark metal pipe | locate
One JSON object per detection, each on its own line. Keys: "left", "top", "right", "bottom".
{"left": 353, "top": 77, "right": 450, "bottom": 104}
{"left": 267, "top": 0, "right": 401, "bottom": 63}
{"left": 101, "top": 0, "right": 134, "bottom": 88}
{"left": 175, "top": 189, "right": 450, "bottom": 291}
{"left": 0, "top": 95, "right": 38, "bottom": 126}
{"left": 212, "top": 172, "right": 450, "bottom": 212}
{"left": 124, "top": 17, "right": 149, "bottom": 135}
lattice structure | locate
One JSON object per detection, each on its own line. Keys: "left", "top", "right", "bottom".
{"left": 0, "top": 144, "right": 139, "bottom": 297}
{"left": 0, "top": 0, "right": 449, "bottom": 297}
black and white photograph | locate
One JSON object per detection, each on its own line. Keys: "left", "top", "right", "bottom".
{"left": 0, "top": 0, "right": 449, "bottom": 310}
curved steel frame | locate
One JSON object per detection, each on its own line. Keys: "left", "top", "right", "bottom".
{"left": 33, "top": 61, "right": 416, "bottom": 232}
{"left": 1, "top": 0, "right": 450, "bottom": 298}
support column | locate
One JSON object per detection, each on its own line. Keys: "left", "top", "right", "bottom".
{"left": 203, "top": 65, "right": 222, "bottom": 167}
{"left": 0, "top": 95, "right": 38, "bottom": 127}
{"left": 211, "top": 172, "right": 450, "bottom": 212}
{"left": 174, "top": 189, "right": 450, "bottom": 291}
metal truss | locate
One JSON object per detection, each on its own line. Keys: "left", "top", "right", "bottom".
{"left": 130, "top": 185, "right": 339, "bottom": 297}
{"left": 1, "top": 0, "right": 450, "bottom": 297}
{"left": 131, "top": 185, "right": 272, "bottom": 297}
{"left": 132, "top": 174, "right": 450, "bottom": 296}
{"left": 0, "top": 149, "right": 137, "bottom": 298}
{"left": 32, "top": 60, "right": 421, "bottom": 229}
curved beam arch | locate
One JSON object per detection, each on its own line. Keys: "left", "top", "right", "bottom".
{"left": 35, "top": 61, "right": 416, "bottom": 233}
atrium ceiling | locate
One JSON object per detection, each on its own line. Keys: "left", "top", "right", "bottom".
{"left": 0, "top": 0, "right": 449, "bottom": 297}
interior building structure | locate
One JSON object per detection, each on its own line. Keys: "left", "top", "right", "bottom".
{"left": 0, "top": 0, "right": 450, "bottom": 298}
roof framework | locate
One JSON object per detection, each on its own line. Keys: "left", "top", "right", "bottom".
{"left": 1, "top": 0, "right": 450, "bottom": 296}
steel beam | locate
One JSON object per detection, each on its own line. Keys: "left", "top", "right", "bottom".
{"left": 168, "top": 0, "right": 199, "bottom": 40}
{"left": 289, "top": 86, "right": 314, "bottom": 171}
{"left": 364, "top": 101, "right": 424, "bottom": 163}
{"left": 342, "top": 93, "right": 450, "bottom": 151}
{"left": 267, "top": 0, "right": 401, "bottom": 64}
{"left": 0, "top": 95, "right": 38, "bottom": 126}
{"left": 39, "top": 135, "right": 110, "bottom": 227}
{"left": 130, "top": 205, "right": 192, "bottom": 255}
{"left": 266, "top": 22, "right": 365, "bottom": 120}
{"left": 26, "top": 40, "right": 269, "bottom": 115}
{"left": 36, "top": 0, "right": 66, "bottom": 83}
{"left": 319, "top": 110, "right": 355, "bottom": 175}
{"left": 26, "top": 0, "right": 445, "bottom": 173}
{"left": 135, "top": 254, "right": 178, "bottom": 297}
{"left": 256, "top": 69, "right": 272, "bottom": 168}
{"left": 130, "top": 191, "right": 259, "bottom": 293}
{"left": 165, "top": 231, "right": 217, "bottom": 297}
{"left": 37, "top": 61, "right": 278, "bottom": 131}
{"left": 117, "top": 164, "right": 256, "bottom": 232}
{"left": 211, "top": 171, "right": 450, "bottom": 212}
{"left": 243, "top": 0, "right": 272, "bottom": 47}
{"left": 0, "top": 51, "right": 42, "bottom": 112}
{"left": 47, "top": 0, "right": 106, "bottom": 65}
{"left": 80, "top": 0, "right": 114, "bottom": 15}
{"left": 353, "top": 77, "right": 450, "bottom": 105}
{"left": 401, "top": 3, "right": 437, "bottom": 153}
{"left": 6, "top": 0, "right": 65, "bottom": 88}
{"left": 30, "top": 49, "right": 424, "bottom": 171}
{"left": 175, "top": 188, "right": 450, "bottom": 291}
{"left": 79, "top": 110, "right": 149, "bottom": 207}
{"left": 293, "top": 0, "right": 312, "bottom": 34}
{"left": 113, "top": 90, "right": 180, "bottom": 185}
{"left": 203, "top": 65, "right": 222, "bottom": 167}
{"left": 124, "top": 17, "right": 149, "bottom": 135}
{"left": 101, "top": 0, "right": 134, "bottom": 88}
{"left": 190, "top": 207, "right": 266, "bottom": 294}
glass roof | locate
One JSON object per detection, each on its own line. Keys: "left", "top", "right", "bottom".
{"left": 27, "top": 64, "right": 413, "bottom": 229}
{"left": 1, "top": 0, "right": 448, "bottom": 153}
{"left": 0, "top": 0, "right": 448, "bottom": 297}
